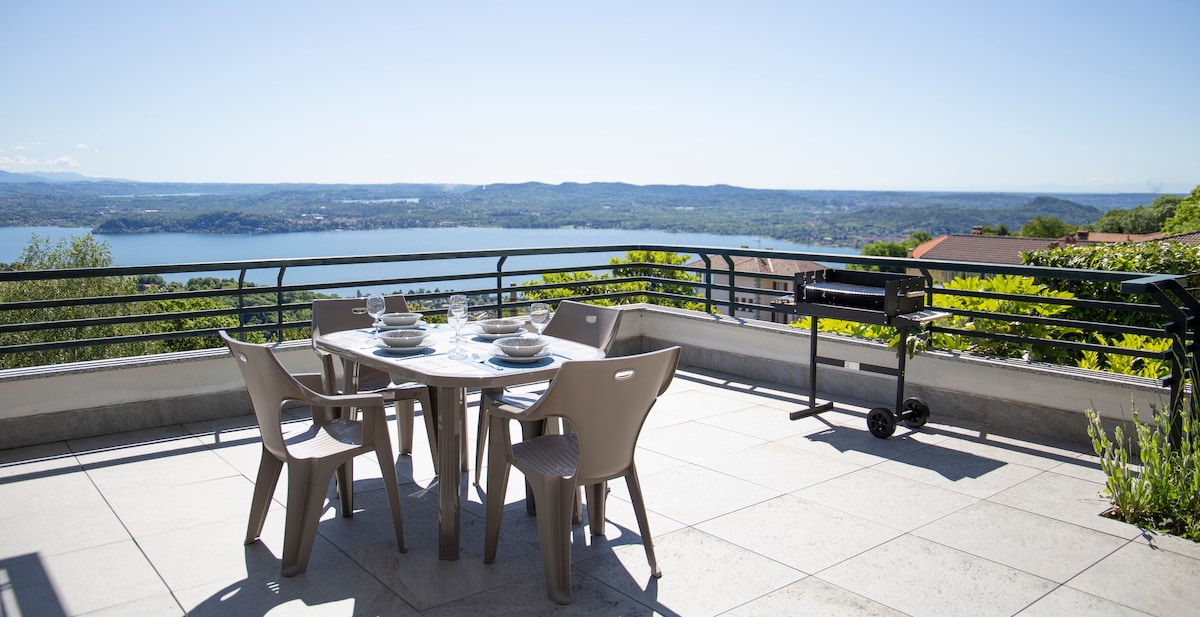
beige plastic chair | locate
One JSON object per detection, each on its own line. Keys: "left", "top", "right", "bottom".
{"left": 221, "top": 331, "right": 406, "bottom": 577}
{"left": 483, "top": 346, "right": 680, "bottom": 604}
{"left": 311, "top": 296, "right": 440, "bottom": 464}
{"left": 475, "top": 300, "right": 622, "bottom": 483}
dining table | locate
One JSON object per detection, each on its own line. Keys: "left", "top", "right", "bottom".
{"left": 312, "top": 319, "right": 605, "bottom": 560}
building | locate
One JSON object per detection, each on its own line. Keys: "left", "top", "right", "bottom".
{"left": 688, "top": 252, "right": 826, "bottom": 322}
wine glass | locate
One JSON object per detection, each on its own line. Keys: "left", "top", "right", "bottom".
{"left": 529, "top": 302, "right": 550, "bottom": 335}
{"left": 365, "top": 293, "right": 386, "bottom": 338}
{"left": 447, "top": 294, "right": 469, "bottom": 359}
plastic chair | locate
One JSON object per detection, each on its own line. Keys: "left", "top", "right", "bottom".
{"left": 483, "top": 346, "right": 680, "bottom": 604}
{"left": 475, "top": 301, "right": 622, "bottom": 483}
{"left": 221, "top": 331, "right": 406, "bottom": 576}
{"left": 311, "top": 297, "right": 444, "bottom": 465}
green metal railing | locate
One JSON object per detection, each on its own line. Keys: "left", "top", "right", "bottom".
{"left": 2, "top": 244, "right": 1196, "bottom": 401}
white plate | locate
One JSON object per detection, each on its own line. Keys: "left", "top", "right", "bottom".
{"left": 491, "top": 350, "right": 552, "bottom": 363}
{"left": 376, "top": 343, "right": 433, "bottom": 355}
{"left": 378, "top": 321, "right": 427, "bottom": 331}
{"left": 473, "top": 326, "right": 530, "bottom": 340}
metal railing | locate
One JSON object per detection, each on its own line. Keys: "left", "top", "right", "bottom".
{"left": 2, "top": 243, "right": 1196, "bottom": 401}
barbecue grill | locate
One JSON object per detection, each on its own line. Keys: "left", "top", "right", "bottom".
{"left": 774, "top": 269, "right": 949, "bottom": 438}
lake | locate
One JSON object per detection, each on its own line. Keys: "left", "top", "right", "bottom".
{"left": 0, "top": 226, "right": 857, "bottom": 292}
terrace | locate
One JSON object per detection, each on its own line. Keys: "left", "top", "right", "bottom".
{"left": 2, "top": 245, "right": 1199, "bottom": 615}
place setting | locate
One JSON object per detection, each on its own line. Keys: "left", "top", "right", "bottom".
{"left": 371, "top": 328, "right": 438, "bottom": 356}
{"left": 486, "top": 333, "right": 553, "bottom": 368}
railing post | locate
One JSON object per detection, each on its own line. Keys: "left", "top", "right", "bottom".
{"left": 495, "top": 255, "right": 508, "bottom": 316}
{"left": 722, "top": 254, "right": 736, "bottom": 317}
{"left": 1121, "top": 274, "right": 1200, "bottom": 447}
{"left": 275, "top": 267, "right": 287, "bottom": 342}
{"left": 699, "top": 254, "right": 713, "bottom": 313}
{"left": 237, "top": 269, "right": 249, "bottom": 340}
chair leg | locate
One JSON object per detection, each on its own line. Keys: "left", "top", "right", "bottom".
{"left": 473, "top": 391, "right": 492, "bottom": 486}
{"left": 395, "top": 399, "right": 415, "bottom": 455}
{"left": 280, "top": 459, "right": 332, "bottom": 577}
{"left": 334, "top": 458, "right": 354, "bottom": 517}
{"left": 483, "top": 413, "right": 511, "bottom": 564}
{"left": 245, "top": 448, "right": 283, "bottom": 544}
{"left": 423, "top": 387, "right": 440, "bottom": 468}
{"left": 624, "top": 469, "right": 661, "bottom": 578}
{"left": 585, "top": 482, "right": 607, "bottom": 536}
{"left": 530, "top": 475, "right": 577, "bottom": 605}
{"left": 372, "top": 420, "right": 407, "bottom": 553}
{"left": 460, "top": 397, "right": 470, "bottom": 472}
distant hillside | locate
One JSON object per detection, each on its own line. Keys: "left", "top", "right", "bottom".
{"left": 0, "top": 176, "right": 1169, "bottom": 247}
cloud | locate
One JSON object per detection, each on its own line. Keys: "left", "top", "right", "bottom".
{"left": 14, "top": 145, "right": 26, "bottom": 151}
{"left": 76, "top": 144, "right": 89, "bottom": 149}
{"left": 48, "top": 156, "right": 79, "bottom": 168}
{"left": 0, "top": 155, "right": 38, "bottom": 166}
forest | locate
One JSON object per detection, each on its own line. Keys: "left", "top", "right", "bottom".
{"left": 0, "top": 174, "right": 1168, "bottom": 247}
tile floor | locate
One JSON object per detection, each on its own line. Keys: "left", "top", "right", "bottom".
{"left": 2, "top": 366, "right": 1199, "bottom": 616}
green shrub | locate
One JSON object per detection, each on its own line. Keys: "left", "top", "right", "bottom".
{"left": 1087, "top": 390, "right": 1200, "bottom": 541}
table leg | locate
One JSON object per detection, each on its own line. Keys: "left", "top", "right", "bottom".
{"left": 436, "top": 385, "right": 463, "bottom": 560}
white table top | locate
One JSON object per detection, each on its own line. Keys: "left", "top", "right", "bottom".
{"left": 313, "top": 323, "right": 605, "bottom": 389}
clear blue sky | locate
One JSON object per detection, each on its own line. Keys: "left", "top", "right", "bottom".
{"left": 1, "top": 1, "right": 1197, "bottom": 192}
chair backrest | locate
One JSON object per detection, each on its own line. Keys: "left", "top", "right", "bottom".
{"left": 542, "top": 300, "right": 622, "bottom": 353}
{"left": 221, "top": 331, "right": 321, "bottom": 461}
{"left": 311, "top": 295, "right": 409, "bottom": 338}
{"left": 534, "top": 346, "right": 680, "bottom": 482}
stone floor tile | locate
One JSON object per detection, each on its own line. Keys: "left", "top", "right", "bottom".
{"left": 653, "top": 388, "right": 757, "bottom": 421}
{"left": 636, "top": 421, "right": 765, "bottom": 465}
{"left": 1016, "top": 586, "right": 1153, "bottom": 617}
{"left": 697, "top": 403, "right": 835, "bottom": 442}
{"left": 795, "top": 467, "right": 976, "bottom": 531}
{"left": 912, "top": 500, "right": 1128, "bottom": 582}
{"left": 697, "top": 494, "right": 901, "bottom": 574}
{"left": 576, "top": 527, "right": 803, "bottom": 617}
{"left": 721, "top": 577, "right": 907, "bottom": 616}
{"left": 777, "top": 423, "right": 937, "bottom": 466}
{"left": 423, "top": 570, "right": 657, "bottom": 616}
{"left": 27, "top": 541, "right": 171, "bottom": 617}
{"left": 820, "top": 535, "right": 1056, "bottom": 617}
{"left": 989, "top": 470, "right": 1142, "bottom": 538}
{"left": 104, "top": 475, "right": 256, "bottom": 537}
{"left": 1068, "top": 540, "right": 1200, "bottom": 616}
{"left": 874, "top": 444, "right": 1046, "bottom": 499}
{"left": 698, "top": 440, "right": 863, "bottom": 493}
{"left": 0, "top": 441, "right": 79, "bottom": 479}
{"left": 636, "top": 464, "right": 780, "bottom": 526}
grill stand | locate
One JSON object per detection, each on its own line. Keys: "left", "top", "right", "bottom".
{"left": 777, "top": 299, "right": 948, "bottom": 438}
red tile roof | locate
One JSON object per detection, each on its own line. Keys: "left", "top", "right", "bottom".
{"left": 909, "top": 234, "right": 1088, "bottom": 265}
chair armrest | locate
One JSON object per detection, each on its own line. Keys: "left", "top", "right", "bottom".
{"left": 289, "top": 372, "right": 386, "bottom": 409}
{"left": 293, "top": 372, "right": 329, "bottom": 394}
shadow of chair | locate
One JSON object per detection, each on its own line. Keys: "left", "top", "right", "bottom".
{"left": 221, "top": 331, "right": 406, "bottom": 576}
{"left": 483, "top": 346, "right": 680, "bottom": 604}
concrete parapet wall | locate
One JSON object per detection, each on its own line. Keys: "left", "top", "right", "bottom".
{"left": 0, "top": 341, "right": 319, "bottom": 449}
{"left": 0, "top": 306, "right": 1165, "bottom": 449}
{"left": 623, "top": 305, "right": 1163, "bottom": 446}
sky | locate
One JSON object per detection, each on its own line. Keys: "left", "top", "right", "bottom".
{"left": 1, "top": 1, "right": 1197, "bottom": 193}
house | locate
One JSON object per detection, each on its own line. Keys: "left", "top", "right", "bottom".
{"left": 687, "top": 251, "right": 826, "bottom": 322}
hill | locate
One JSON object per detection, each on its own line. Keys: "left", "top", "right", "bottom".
{"left": 0, "top": 176, "right": 1168, "bottom": 247}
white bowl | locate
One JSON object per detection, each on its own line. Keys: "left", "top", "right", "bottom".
{"left": 478, "top": 318, "right": 524, "bottom": 334}
{"left": 494, "top": 335, "right": 548, "bottom": 357}
{"left": 379, "top": 329, "right": 428, "bottom": 347}
{"left": 380, "top": 312, "right": 422, "bottom": 326}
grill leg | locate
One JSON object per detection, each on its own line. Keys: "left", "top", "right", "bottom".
{"left": 790, "top": 316, "right": 834, "bottom": 420}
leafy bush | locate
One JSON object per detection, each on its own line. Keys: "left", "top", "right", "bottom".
{"left": 1087, "top": 392, "right": 1200, "bottom": 541}
{"left": 792, "top": 274, "right": 1083, "bottom": 362}
{"left": 1023, "top": 241, "right": 1200, "bottom": 329}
